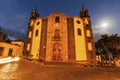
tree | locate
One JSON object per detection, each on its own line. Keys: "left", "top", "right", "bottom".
{"left": 96, "top": 34, "right": 120, "bottom": 66}
{"left": 109, "top": 34, "right": 120, "bottom": 59}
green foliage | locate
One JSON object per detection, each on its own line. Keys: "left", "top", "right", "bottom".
{"left": 95, "top": 34, "right": 120, "bottom": 66}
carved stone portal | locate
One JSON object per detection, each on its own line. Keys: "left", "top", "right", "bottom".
{"left": 52, "top": 43, "right": 62, "bottom": 61}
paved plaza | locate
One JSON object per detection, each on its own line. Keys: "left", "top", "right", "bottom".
{"left": 0, "top": 59, "right": 120, "bottom": 80}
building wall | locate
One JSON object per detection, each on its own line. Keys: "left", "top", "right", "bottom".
{"left": 11, "top": 41, "right": 24, "bottom": 47}
{"left": 39, "top": 18, "right": 47, "bottom": 60}
{"left": 67, "top": 17, "right": 76, "bottom": 61}
{"left": 73, "top": 17, "right": 87, "bottom": 61}
{"left": 30, "top": 18, "right": 42, "bottom": 58}
{"left": 25, "top": 19, "right": 34, "bottom": 57}
{"left": 25, "top": 10, "right": 96, "bottom": 64}
{"left": 0, "top": 41, "right": 23, "bottom": 57}
{"left": 11, "top": 41, "right": 24, "bottom": 57}
{"left": 46, "top": 12, "right": 68, "bottom": 61}
{"left": 83, "top": 18, "right": 96, "bottom": 64}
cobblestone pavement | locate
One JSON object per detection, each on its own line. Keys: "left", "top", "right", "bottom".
{"left": 0, "top": 60, "right": 120, "bottom": 80}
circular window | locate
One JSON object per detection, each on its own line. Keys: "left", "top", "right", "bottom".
{"left": 37, "top": 22, "right": 40, "bottom": 25}
{"left": 76, "top": 20, "right": 80, "bottom": 24}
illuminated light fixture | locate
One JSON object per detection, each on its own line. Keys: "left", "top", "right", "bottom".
{"left": 14, "top": 57, "right": 20, "bottom": 61}
{"left": 0, "top": 57, "right": 20, "bottom": 64}
{"left": 0, "top": 57, "right": 12, "bottom": 61}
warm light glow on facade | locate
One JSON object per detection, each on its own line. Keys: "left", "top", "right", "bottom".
{"left": 28, "top": 31, "right": 32, "bottom": 38}
{"left": 0, "top": 41, "right": 24, "bottom": 57}
{"left": 27, "top": 43, "right": 30, "bottom": 51}
{"left": 86, "top": 30, "right": 91, "bottom": 37}
{"left": 74, "top": 17, "right": 87, "bottom": 60}
{"left": 85, "top": 18, "right": 89, "bottom": 24}
{"left": 88, "top": 43, "right": 92, "bottom": 51}
{"left": 46, "top": 13, "right": 68, "bottom": 61}
{"left": 31, "top": 18, "right": 42, "bottom": 58}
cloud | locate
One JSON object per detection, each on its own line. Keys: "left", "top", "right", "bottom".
{"left": 0, "top": 12, "right": 28, "bottom": 40}
{"left": 1, "top": 27, "right": 26, "bottom": 40}
{"left": 0, "top": 0, "right": 28, "bottom": 41}
{"left": 5, "top": 14, "right": 28, "bottom": 32}
{"left": 8, "top": 36, "right": 17, "bottom": 40}
{"left": 93, "top": 32, "right": 101, "bottom": 42}
{"left": 92, "top": 24, "right": 107, "bottom": 42}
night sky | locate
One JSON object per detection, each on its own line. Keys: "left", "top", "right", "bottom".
{"left": 0, "top": 0, "right": 120, "bottom": 41}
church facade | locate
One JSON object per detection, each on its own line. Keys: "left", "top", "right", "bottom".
{"left": 25, "top": 6, "right": 96, "bottom": 64}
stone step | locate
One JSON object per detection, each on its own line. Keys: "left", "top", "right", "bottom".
{"left": 43, "top": 61, "right": 84, "bottom": 66}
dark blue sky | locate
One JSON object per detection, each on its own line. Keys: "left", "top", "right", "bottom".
{"left": 0, "top": 0, "right": 120, "bottom": 41}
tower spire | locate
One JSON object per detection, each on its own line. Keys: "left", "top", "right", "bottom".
{"left": 30, "top": 7, "right": 39, "bottom": 19}
{"left": 35, "top": 6, "right": 38, "bottom": 11}
{"left": 80, "top": 4, "right": 90, "bottom": 18}
{"left": 82, "top": 3, "right": 85, "bottom": 9}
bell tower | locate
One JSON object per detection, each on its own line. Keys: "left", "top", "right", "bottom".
{"left": 30, "top": 9, "right": 39, "bottom": 19}
{"left": 25, "top": 8, "right": 43, "bottom": 58}
{"left": 80, "top": 4, "right": 90, "bottom": 18}
{"left": 80, "top": 5, "right": 96, "bottom": 65}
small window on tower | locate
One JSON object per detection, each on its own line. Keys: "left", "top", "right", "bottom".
{"left": 55, "top": 16, "right": 60, "bottom": 23}
{"left": 86, "top": 30, "right": 91, "bottom": 37}
{"left": 37, "top": 22, "right": 40, "bottom": 25}
{"left": 77, "top": 20, "right": 80, "bottom": 24}
{"left": 27, "top": 43, "right": 30, "bottom": 51}
{"left": 77, "top": 28, "right": 81, "bottom": 36}
{"left": 28, "top": 31, "right": 32, "bottom": 38}
{"left": 88, "top": 43, "right": 92, "bottom": 51}
{"left": 35, "top": 29, "right": 38, "bottom": 36}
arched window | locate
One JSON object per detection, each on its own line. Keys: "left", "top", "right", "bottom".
{"left": 84, "top": 12, "right": 87, "bottom": 16}
{"left": 55, "top": 16, "right": 60, "bottom": 23}
{"left": 77, "top": 28, "right": 81, "bottom": 36}
{"left": 35, "top": 29, "right": 38, "bottom": 36}
{"left": 54, "top": 29, "right": 60, "bottom": 39}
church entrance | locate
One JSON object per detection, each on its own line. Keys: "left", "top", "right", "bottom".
{"left": 52, "top": 43, "right": 62, "bottom": 61}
